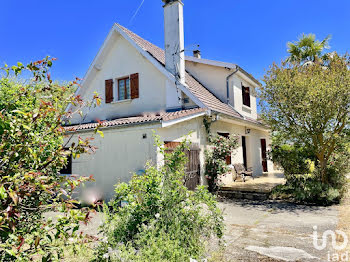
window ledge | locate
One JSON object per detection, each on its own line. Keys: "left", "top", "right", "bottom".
{"left": 111, "top": 99, "right": 132, "bottom": 104}
{"left": 242, "top": 105, "right": 252, "bottom": 113}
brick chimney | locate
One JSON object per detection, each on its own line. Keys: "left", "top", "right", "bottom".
{"left": 162, "top": 0, "right": 185, "bottom": 84}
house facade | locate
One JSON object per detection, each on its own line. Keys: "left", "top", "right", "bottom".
{"left": 66, "top": 0, "right": 274, "bottom": 200}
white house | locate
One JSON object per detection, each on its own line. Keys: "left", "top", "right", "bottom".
{"left": 65, "top": 0, "right": 274, "bottom": 200}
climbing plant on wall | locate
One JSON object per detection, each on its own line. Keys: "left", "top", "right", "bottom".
{"left": 203, "top": 116, "right": 239, "bottom": 192}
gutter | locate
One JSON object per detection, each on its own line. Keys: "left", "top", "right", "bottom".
{"left": 215, "top": 112, "right": 269, "bottom": 131}
{"left": 226, "top": 66, "right": 239, "bottom": 104}
{"left": 161, "top": 110, "right": 208, "bottom": 128}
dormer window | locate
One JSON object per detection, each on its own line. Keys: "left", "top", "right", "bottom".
{"left": 118, "top": 77, "right": 131, "bottom": 101}
{"left": 242, "top": 85, "right": 250, "bottom": 107}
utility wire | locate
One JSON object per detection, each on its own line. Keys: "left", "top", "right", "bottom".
{"left": 128, "top": 0, "right": 145, "bottom": 26}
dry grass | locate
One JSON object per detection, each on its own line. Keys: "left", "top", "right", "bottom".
{"left": 336, "top": 182, "right": 350, "bottom": 253}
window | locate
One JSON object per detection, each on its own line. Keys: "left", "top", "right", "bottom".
{"left": 60, "top": 150, "right": 72, "bottom": 175}
{"left": 118, "top": 77, "right": 131, "bottom": 101}
{"left": 242, "top": 85, "right": 251, "bottom": 107}
{"left": 218, "top": 132, "right": 231, "bottom": 165}
{"left": 105, "top": 73, "right": 139, "bottom": 104}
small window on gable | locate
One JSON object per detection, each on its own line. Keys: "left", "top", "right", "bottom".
{"left": 242, "top": 85, "right": 251, "bottom": 107}
{"left": 118, "top": 77, "right": 131, "bottom": 101}
{"left": 108, "top": 73, "right": 139, "bottom": 102}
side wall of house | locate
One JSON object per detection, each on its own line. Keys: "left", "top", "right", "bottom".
{"left": 67, "top": 117, "right": 272, "bottom": 200}
{"left": 185, "top": 61, "right": 258, "bottom": 119}
{"left": 66, "top": 124, "right": 159, "bottom": 200}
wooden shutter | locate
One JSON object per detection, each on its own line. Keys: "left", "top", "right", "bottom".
{"left": 105, "top": 79, "right": 114, "bottom": 103}
{"left": 242, "top": 85, "right": 250, "bottom": 107}
{"left": 218, "top": 133, "right": 232, "bottom": 165}
{"left": 164, "top": 141, "right": 181, "bottom": 149}
{"left": 261, "top": 139, "right": 268, "bottom": 172}
{"left": 130, "top": 73, "right": 139, "bottom": 99}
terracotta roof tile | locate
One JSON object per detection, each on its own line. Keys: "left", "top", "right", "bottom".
{"left": 65, "top": 108, "right": 206, "bottom": 131}
{"left": 117, "top": 24, "right": 243, "bottom": 120}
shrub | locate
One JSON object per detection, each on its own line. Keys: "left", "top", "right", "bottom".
{"left": 0, "top": 58, "right": 101, "bottom": 260}
{"left": 271, "top": 173, "right": 342, "bottom": 205}
{"left": 269, "top": 142, "right": 315, "bottom": 177}
{"left": 95, "top": 137, "right": 224, "bottom": 262}
{"left": 270, "top": 140, "right": 349, "bottom": 205}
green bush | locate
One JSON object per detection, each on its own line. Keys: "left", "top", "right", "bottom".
{"left": 95, "top": 137, "right": 224, "bottom": 262}
{"left": 0, "top": 59, "right": 101, "bottom": 261}
{"left": 269, "top": 143, "right": 315, "bottom": 176}
{"left": 271, "top": 173, "right": 342, "bottom": 205}
{"left": 270, "top": 140, "right": 349, "bottom": 205}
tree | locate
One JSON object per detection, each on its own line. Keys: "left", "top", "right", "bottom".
{"left": 0, "top": 58, "right": 101, "bottom": 260}
{"left": 261, "top": 53, "right": 350, "bottom": 184}
{"left": 287, "top": 33, "right": 331, "bottom": 64}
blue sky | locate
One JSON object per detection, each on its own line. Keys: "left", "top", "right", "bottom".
{"left": 1, "top": 0, "right": 350, "bottom": 83}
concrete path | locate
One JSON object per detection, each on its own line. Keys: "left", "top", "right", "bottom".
{"left": 217, "top": 199, "right": 338, "bottom": 261}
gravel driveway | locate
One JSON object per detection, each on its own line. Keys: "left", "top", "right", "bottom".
{"left": 218, "top": 199, "right": 339, "bottom": 261}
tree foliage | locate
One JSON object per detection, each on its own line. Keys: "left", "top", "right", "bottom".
{"left": 287, "top": 33, "right": 331, "bottom": 64}
{"left": 261, "top": 52, "right": 350, "bottom": 184}
{"left": 0, "top": 58, "right": 101, "bottom": 261}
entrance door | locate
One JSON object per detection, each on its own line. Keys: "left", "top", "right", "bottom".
{"left": 242, "top": 136, "right": 247, "bottom": 169}
{"left": 261, "top": 139, "right": 268, "bottom": 172}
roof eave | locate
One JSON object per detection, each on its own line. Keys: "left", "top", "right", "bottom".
{"left": 212, "top": 111, "right": 270, "bottom": 131}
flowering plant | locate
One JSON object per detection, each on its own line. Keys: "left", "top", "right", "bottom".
{"left": 205, "top": 134, "right": 239, "bottom": 192}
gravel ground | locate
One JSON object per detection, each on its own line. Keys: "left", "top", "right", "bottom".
{"left": 217, "top": 199, "right": 338, "bottom": 261}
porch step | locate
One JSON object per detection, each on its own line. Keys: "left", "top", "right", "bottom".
{"left": 217, "top": 190, "right": 270, "bottom": 201}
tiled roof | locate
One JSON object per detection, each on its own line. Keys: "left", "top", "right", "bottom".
{"left": 65, "top": 108, "right": 206, "bottom": 132}
{"left": 117, "top": 24, "right": 243, "bottom": 120}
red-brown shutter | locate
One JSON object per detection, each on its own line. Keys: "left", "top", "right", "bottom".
{"left": 164, "top": 141, "right": 181, "bottom": 149}
{"left": 105, "top": 79, "right": 113, "bottom": 103}
{"left": 130, "top": 73, "right": 139, "bottom": 99}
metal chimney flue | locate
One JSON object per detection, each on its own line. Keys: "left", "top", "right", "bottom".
{"left": 193, "top": 49, "right": 201, "bottom": 59}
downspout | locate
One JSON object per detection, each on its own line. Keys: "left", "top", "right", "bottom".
{"left": 226, "top": 66, "right": 239, "bottom": 104}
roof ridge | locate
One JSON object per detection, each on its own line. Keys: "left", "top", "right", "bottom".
{"left": 115, "top": 23, "right": 244, "bottom": 120}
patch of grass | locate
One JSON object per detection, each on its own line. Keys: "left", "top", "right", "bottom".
{"left": 336, "top": 180, "right": 350, "bottom": 254}
{"left": 63, "top": 243, "right": 95, "bottom": 262}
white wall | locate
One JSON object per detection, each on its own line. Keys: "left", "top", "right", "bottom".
{"left": 185, "top": 61, "right": 258, "bottom": 119}
{"left": 185, "top": 61, "right": 229, "bottom": 103}
{"left": 156, "top": 116, "right": 208, "bottom": 185}
{"left": 71, "top": 33, "right": 171, "bottom": 124}
{"left": 66, "top": 124, "right": 159, "bottom": 200}
{"left": 231, "top": 72, "right": 258, "bottom": 119}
